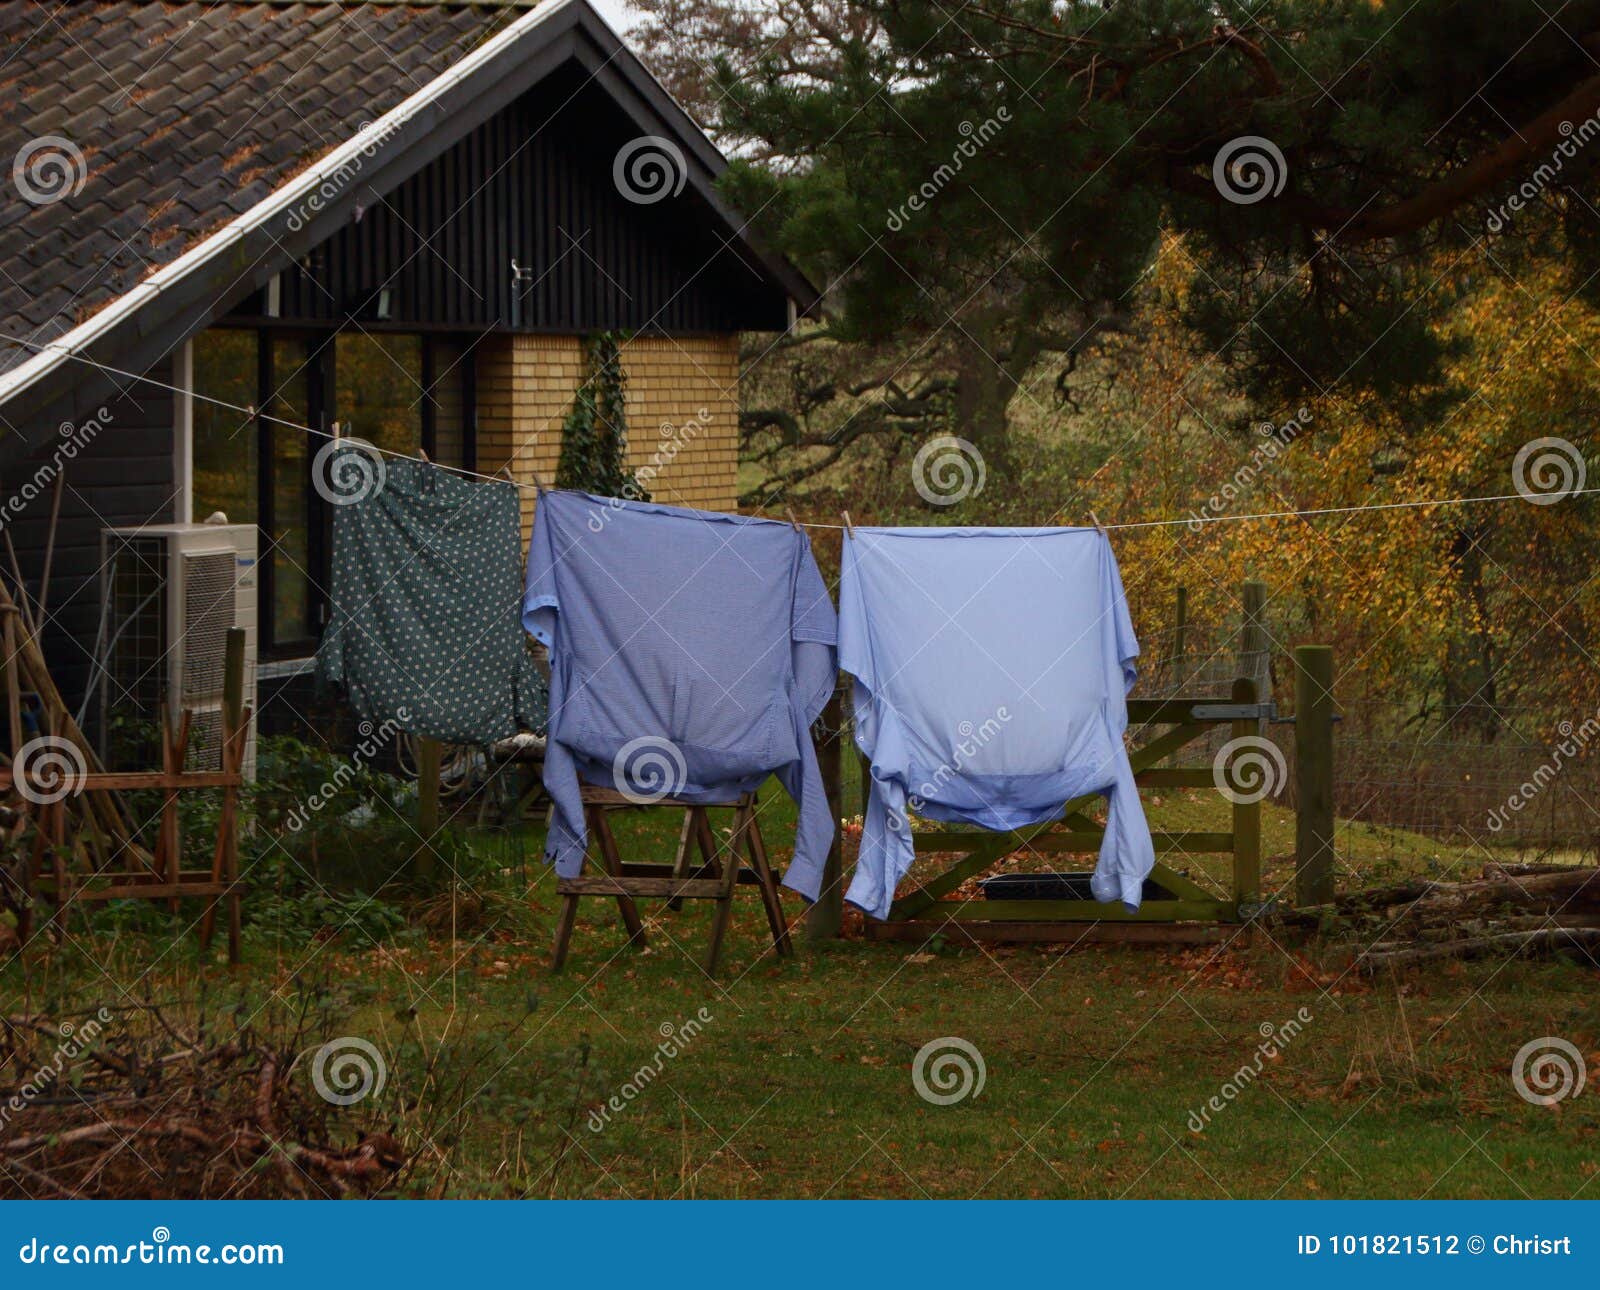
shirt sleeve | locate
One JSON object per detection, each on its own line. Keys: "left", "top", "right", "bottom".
{"left": 790, "top": 530, "right": 839, "bottom": 723}
{"left": 522, "top": 495, "right": 560, "bottom": 647}
{"left": 1101, "top": 532, "right": 1140, "bottom": 696}
{"left": 1091, "top": 531, "right": 1155, "bottom": 910}
{"left": 775, "top": 528, "right": 840, "bottom": 902}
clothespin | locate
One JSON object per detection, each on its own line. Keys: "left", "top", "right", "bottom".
{"left": 784, "top": 505, "right": 802, "bottom": 532}
{"left": 497, "top": 464, "right": 516, "bottom": 484}
{"left": 530, "top": 469, "right": 547, "bottom": 496}
{"left": 1089, "top": 510, "right": 1105, "bottom": 535}
{"left": 842, "top": 510, "right": 856, "bottom": 537}
{"left": 418, "top": 448, "right": 430, "bottom": 464}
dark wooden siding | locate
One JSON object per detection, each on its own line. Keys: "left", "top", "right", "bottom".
{"left": 6, "top": 361, "right": 175, "bottom": 724}
{"left": 226, "top": 65, "right": 788, "bottom": 335}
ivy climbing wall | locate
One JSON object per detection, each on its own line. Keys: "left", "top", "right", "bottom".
{"left": 477, "top": 333, "right": 741, "bottom": 539}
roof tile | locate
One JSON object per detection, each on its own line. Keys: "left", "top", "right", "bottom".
{"left": 0, "top": 0, "right": 524, "bottom": 373}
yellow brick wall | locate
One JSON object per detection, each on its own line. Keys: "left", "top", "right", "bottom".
{"left": 476, "top": 333, "right": 741, "bottom": 538}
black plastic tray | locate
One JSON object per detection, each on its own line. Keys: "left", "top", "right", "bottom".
{"left": 978, "top": 872, "right": 1175, "bottom": 902}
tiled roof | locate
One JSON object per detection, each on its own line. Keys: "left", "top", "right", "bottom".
{"left": 0, "top": 1, "right": 532, "bottom": 375}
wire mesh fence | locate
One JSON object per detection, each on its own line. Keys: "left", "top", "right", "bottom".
{"left": 1133, "top": 590, "right": 1600, "bottom": 860}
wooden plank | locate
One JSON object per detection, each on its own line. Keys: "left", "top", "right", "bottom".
{"left": 867, "top": 920, "right": 1229, "bottom": 945}
{"left": 555, "top": 876, "right": 726, "bottom": 899}
{"left": 894, "top": 718, "right": 1217, "bottom": 918}
{"left": 1128, "top": 722, "right": 1210, "bottom": 769}
{"left": 1126, "top": 699, "right": 1236, "bottom": 724}
{"left": 914, "top": 830, "right": 1235, "bottom": 854}
{"left": 0, "top": 770, "right": 242, "bottom": 791}
{"left": 37, "top": 877, "right": 220, "bottom": 896}
{"left": 703, "top": 801, "right": 747, "bottom": 972}
{"left": 744, "top": 800, "right": 793, "bottom": 957}
{"left": 592, "top": 806, "right": 647, "bottom": 946}
{"left": 618, "top": 861, "right": 765, "bottom": 886}
{"left": 665, "top": 807, "right": 697, "bottom": 911}
{"left": 66, "top": 882, "right": 229, "bottom": 901}
{"left": 890, "top": 827, "right": 1038, "bottom": 918}
{"left": 581, "top": 787, "right": 743, "bottom": 808}
{"left": 914, "top": 898, "right": 1238, "bottom": 922}
{"left": 1134, "top": 768, "right": 1216, "bottom": 788}
{"left": 1294, "top": 645, "right": 1336, "bottom": 908}
{"left": 1146, "top": 862, "right": 1221, "bottom": 903}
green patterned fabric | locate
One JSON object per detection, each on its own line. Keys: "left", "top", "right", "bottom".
{"left": 316, "top": 455, "right": 546, "bottom": 742}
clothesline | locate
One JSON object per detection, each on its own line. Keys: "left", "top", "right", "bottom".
{"left": 5, "top": 326, "right": 1594, "bottom": 533}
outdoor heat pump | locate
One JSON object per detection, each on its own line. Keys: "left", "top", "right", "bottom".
{"left": 98, "top": 522, "right": 258, "bottom": 777}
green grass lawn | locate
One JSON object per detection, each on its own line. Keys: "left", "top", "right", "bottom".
{"left": 4, "top": 771, "right": 1596, "bottom": 1200}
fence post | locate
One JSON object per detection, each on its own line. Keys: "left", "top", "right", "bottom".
{"left": 1173, "top": 585, "right": 1188, "bottom": 689}
{"left": 807, "top": 675, "right": 847, "bottom": 940}
{"left": 1238, "top": 579, "right": 1270, "bottom": 698}
{"left": 1230, "top": 676, "right": 1262, "bottom": 917}
{"left": 1294, "top": 645, "right": 1336, "bottom": 907}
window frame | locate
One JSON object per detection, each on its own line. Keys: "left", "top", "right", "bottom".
{"left": 188, "top": 325, "right": 478, "bottom": 661}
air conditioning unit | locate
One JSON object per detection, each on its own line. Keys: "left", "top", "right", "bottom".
{"left": 99, "top": 523, "right": 258, "bottom": 776}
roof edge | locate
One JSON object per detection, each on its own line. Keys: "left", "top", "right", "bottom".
{"left": 0, "top": 0, "right": 819, "bottom": 417}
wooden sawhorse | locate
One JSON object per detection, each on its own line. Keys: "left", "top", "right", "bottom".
{"left": 551, "top": 787, "right": 792, "bottom": 974}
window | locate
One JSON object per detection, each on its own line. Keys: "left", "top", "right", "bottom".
{"left": 335, "top": 334, "right": 422, "bottom": 457}
{"left": 191, "top": 328, "right": 476, "bottom": 658}
{"left": 190, "top": 331, "right": 258, "bottom": 526}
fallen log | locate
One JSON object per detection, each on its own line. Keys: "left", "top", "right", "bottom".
{"left": 1355, "top": 926, "right": 1600, "bottom": 971}
{"left": 1283, "top": 868, "right": 1600, "bottom": 928}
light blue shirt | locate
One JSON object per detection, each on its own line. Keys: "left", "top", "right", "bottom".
{"left": 523, "top": 491, "right": 838, "bottom": 899}
{"left": 839, "top": 526, "right": 1154, "bottom": 919}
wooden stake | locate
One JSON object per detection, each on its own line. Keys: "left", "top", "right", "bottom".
{"left": 1294, "top": 644, "right": 1336, "bottom": 908}
{"left": 3, "top": 605, "right": 22, "bottom": 758}
{"left": 36, "top": 470, "right": 65, "bottom": 625}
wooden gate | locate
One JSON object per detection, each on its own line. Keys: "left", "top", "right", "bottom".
{"left": 865, "top": 678, "right": 1268, "bottom": 945}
